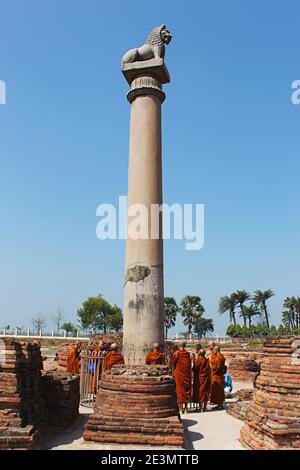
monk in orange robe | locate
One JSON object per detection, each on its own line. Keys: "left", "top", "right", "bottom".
{"left": 198, "top": 349, "right": 211, "bottom": 412}
{"left": 210, "top": 345, "right": 225, "bottom": 409}
{"left": 171, "top": 340, "right": 192, "bottom": 413}
{"left": 103, "top": 343, "right": 124, "bottom": 371}
{"left": 192, "top": 344, "right": 202, "bottom": 409}
{"left": 145, "top": 342, "right": 166, "bottom": 365}
{"left": 66, "top": 341, "right": 82, "bottom": 375}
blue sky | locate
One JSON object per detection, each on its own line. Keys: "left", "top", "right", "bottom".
{"left": 0, "top": 0, "right": 299, "bottom": 336}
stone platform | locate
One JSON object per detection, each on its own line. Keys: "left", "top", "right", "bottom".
{"left": 240, "top": 336, "right": 300, "bottom": 450}
{"left": 83, "top": 365, "right": 184, "bottom": 447}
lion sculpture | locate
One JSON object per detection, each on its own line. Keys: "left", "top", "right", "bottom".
{"left": 122, "top": 25, "right": 172, "bottom": 65}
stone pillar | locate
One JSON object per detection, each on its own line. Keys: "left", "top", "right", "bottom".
{"left": 122, "top": 59, "right": 170, "bottom": 364}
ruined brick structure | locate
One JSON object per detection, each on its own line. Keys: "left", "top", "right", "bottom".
{"left": 0, "top": 338, "right": 47, "bottom": 450}
{"left": 42, "top": 371, "right": 79, "bottom": 429}
{"left": 0, "top": 339, "right": 81, "bottom": 450}
{"left": 84, "top": 365, "right": 184, "bottom": 447}
{"left": 224, "top": 348, "right": 263, "bottom": 383}
{"left": 227, "top": 388, "right": 253, "bottom": 422}
{"left": 240, "top": 336, "right": 300, "bottom": 450}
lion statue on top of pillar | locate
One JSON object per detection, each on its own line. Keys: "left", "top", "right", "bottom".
{"left": 121, "top": 24, "right": 172, "bottom": 65}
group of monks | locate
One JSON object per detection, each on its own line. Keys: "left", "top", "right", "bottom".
{"left": 171, "top": 340, "right": 226, "bottom": 414}
{"left": 66, "top": 339, "right": 226, "bottom": 414}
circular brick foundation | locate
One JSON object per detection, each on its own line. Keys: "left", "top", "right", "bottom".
{"left": 83, "top": 365, "right": 184, "bottom": 447}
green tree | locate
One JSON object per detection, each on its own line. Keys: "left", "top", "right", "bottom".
{"left": 62, "top": 322, "right": 77, "bottom": 336}
{"left": 243, "top": 304, "right": 260, "bottom": 327}
{"left": 282, "top": 310, "right": 294, "bottom": 330}
{"left": 108, "top": 305, "right": 123, "bottom": 332}
{"left": 77, "top": 294, "right": 112, "bottom": 334}
{"left": 235, "top": 290, "right": 251, "bottom": 326}
{"left": 164, "top": 297, "right": 178, "bottom": 339}
{"left": 252, "top": 289, "right": 274, "bottom": 329}
{"left": 194, "top": 317, "right": 214, "bottom": 339}
{"left": 179, "top": 295, "right": 205, "bottom": 334}
{"left": 283, "top": 297, "right": 299, "bottom": 328}
{"left": 278, "top": 323, "right": 289, "bottom": 335}
{"left": 269, "top": 325, "right": 278, "bottom": 336}
{"left": 218, "top": 294, "right": 238, "bottom": 325}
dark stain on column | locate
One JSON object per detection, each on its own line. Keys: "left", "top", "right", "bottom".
{"left": 125, "top": 265, "right": 151, "bottom": 285}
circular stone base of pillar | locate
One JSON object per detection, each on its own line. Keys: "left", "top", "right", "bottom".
{"left": 83, "top": 365, "right": 184, "bottom": 447}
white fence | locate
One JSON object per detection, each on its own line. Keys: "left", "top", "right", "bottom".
{"left": 0, "top": 328, "right": 89, "bottom": 340}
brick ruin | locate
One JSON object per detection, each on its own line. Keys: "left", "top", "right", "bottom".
{"left": 42, "top": 371, "right": 79, "bottom": 429}
{"left": 84, "top": 365, "right": 184, "bottom": 447}
{"left": 0, "top": 339, "right": 47, "bottom": 449}
{"left": 0, "top": 338, "right": 79, "bottom": 450}
{"left": 224, "top": 348, "right": 263, "bottom": 383}
{"left": 240, "top": 336, "right": 300, "bottom": 450}
{"left": 227, "top": 388, "right": 253, "bottom": 422}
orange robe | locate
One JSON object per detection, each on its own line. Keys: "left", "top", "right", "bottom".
{"left": 66, "top": 346, "right": 81, "bottom": 374}
{"left": 103, "top": 351, "right": 125, "bottom": 371}
{"left": 192, "top": 356, "right": 201, "bottom": 403}
{"left": 145, "top": 351, "right": 166, "bottom": 365}
{"left": 171, "top": 349, "right": 191, "bottom": 404}
{"left": 198, "top": 356, "right": 211, "bottom": 404}
{"left": 210, "top": 352, "right": 225, "bottom": 405}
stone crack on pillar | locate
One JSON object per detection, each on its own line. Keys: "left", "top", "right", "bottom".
{"left": 125, "top": 265, "right": 151, "bottom": 285}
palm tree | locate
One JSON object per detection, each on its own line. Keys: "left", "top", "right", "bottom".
{"left": 243, "top": 305, "right": 260, "bottom": 327}
{"left": 295, "top": 297, "right": 300, "bottom": 328}
{"left": 283, "top": 296, "right": 297, "bottom": 328}
{"left": 180, "top": 295, "right": 205, "bottom": 334}
{"left": 164, "top": 297, "right": 178, "bottom": 339}
{"left": 235, "top": 290, "right": 251, "bottom": 326}
{"left": 282, "top": 310, "right": 294, "bottom": 331}
{"left": 194, "top": 317, "right": 214, "bottom": 339}
{"left": 252, "top": 289, "right": 274, "bottom": 329}
{"left": 218, "top": 294, "right": 238, "bottom": 325}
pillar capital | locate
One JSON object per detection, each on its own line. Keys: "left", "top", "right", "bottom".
{"left": 122, "top": 58, "right": 170, "bottom": 104}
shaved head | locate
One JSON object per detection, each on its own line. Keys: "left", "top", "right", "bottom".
{"left": 214, "top": 345, "right": 221, "bottom": 353}
{"left": 199, "top": 349, "right": 206, "bottom": 357}
{"left": 179, "top": 340, "right": 187, "bottom": 348}
{"left": 153, "top": 342, "right": 159, "bottom": 350}
{"left": 208, "top": 341, "right": 215, "bottom": 350}
{"left": 110, "top": 343, "right": 118, "bottom": 351}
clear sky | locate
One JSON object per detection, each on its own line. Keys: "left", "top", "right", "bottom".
{"left": 0, "top": 0, "right": 299, "bottom": 336}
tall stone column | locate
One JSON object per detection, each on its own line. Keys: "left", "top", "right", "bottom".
{"left": 84, "top": 26, "right": 184, "bottom": 448}
{"left": 122, "top": 59, "right": 170, "bottom": 364}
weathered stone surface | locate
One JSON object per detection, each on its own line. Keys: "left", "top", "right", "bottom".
{"left": 240, "top": 336, "right": 300, "bottom": 450}
{"left": 83, "top": 365, "right": 184, "bottom": 447}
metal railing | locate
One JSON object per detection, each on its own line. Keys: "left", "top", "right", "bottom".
{"left": 80, "top": 350, "right": 104, "bottom": 407}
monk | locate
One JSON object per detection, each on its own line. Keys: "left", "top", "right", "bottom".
{"left": 171, "top": 340, "right": 192, "bottom": 414}
{"left": 66, "top": 341, "right": 82, "bottom": 375}
{"left": 192, "top": 344, "right": 202, "bottom": 410}
{"left": 206, "top": 340, "right": 215, "bottom": 359}
{"left": 210, "top": 345, "right": 226, "bottom": 409}
{"left": 103, "top": 343, "right": 124, "bottom": 371}
{"left": 145, "top": 342, "right": 166, "bottom": 365}
{"left": 198, "top": 349, "right": 211, "bottom": 412}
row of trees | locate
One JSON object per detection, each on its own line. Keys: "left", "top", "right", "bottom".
{"left": 219, "top": 289, "right": 274, "bottom": 328}
{"left": 164, "top": 295, "right": 214, "bottom": 339}
{"left": 76, "top": 294, "right": 214, "bottom": 339}
{"left": 223, "top": 293, "right": 300, "bottom": 338}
